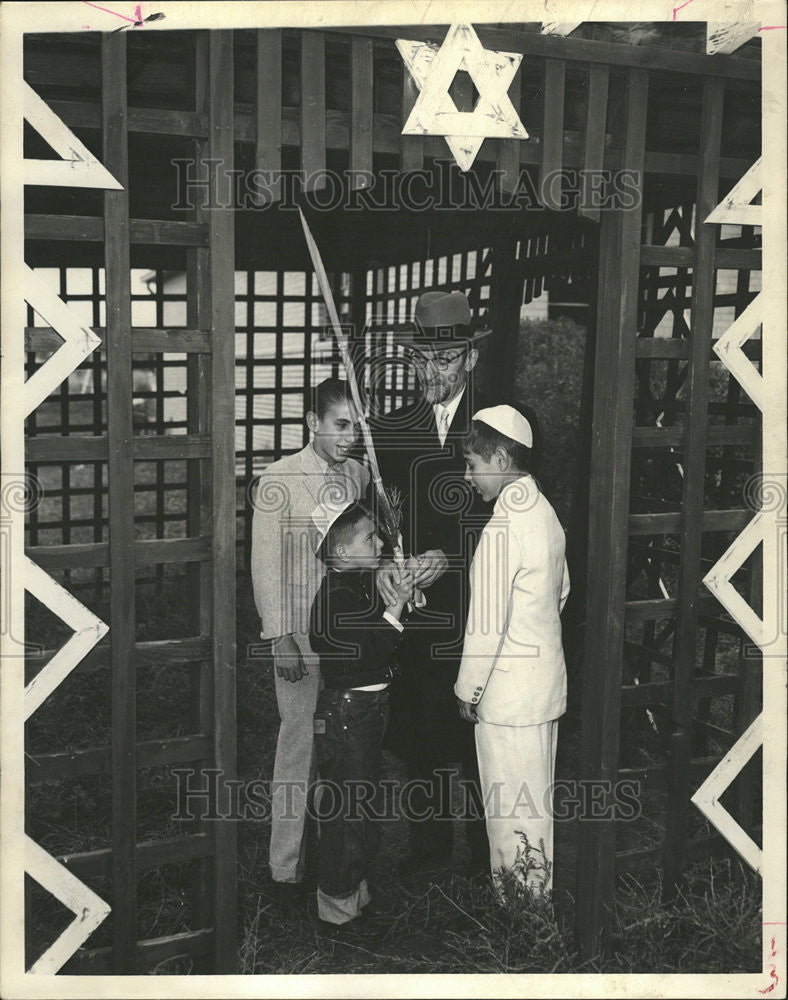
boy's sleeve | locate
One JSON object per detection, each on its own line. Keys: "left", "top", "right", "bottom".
{"left": 311, "top": 580, "right": 404, "bottom": 670}
{"left": 251, "top": 471, "right": 290, "bottom": 641}
{"left": 559, "top": 557, "right": 570, "bottom": 613}
{"left": 454, "top": 521, "right": 513, "bottom": 706}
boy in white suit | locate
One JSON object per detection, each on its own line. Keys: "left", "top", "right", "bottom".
{"left": 455, "top": 404, "right": 570, "bottom": 892}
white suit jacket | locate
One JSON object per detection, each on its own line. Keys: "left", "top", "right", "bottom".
{"left": 454, "top": 475, "right": 570, "bottom": 727}
{"left": 251, "top": 444, "right": 369, "bottom": 640}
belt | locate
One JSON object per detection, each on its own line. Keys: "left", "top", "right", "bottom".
{"left": 325, "top": 687, "right": 389, "bottom": 704}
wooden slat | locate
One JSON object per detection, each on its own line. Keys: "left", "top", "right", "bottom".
{"left": 63, "top": 928, "right": 213, "bottom": 975}
{"left": 498, "top": 63, "right": 523, "bottom": 195}
{"left": 134, "top": 537, "right": 211, "bottom": 566}
{"left": 133, "top": 435, "right": 211, "bottom": 460}
{"left": 49, "top": 100, "right": 205, "bottom": 137}
{"left": 616, "top": 832, "right": 736, "bottom": 874}
{"left": 102, "top": 32, "right": 137, "bottom": 973}
{"left": 576, "top": 67, "right": 649, "bottom": 962}
{"left": 349, "top": 36, "right": 374, "bottom": 190}
{"left": 400, "top": 66, "right": 424, "bottom": 172}
{"left": 639, "top": 245, "right": 761, "bottom": 270}
{"left": 27, "top": 436, "right": 108, "bottom": 463}
{"left": 25, "top": 327, "right": 210, "bottom": 353}
{"left": 256, "top": 29, "right": 282, "bottom": 203}
{"left": 26, "top": 433, "right": 211, "bottom": 462}
{"left": 28, "top": 735, "right": 211, "bottom": 783}
{"left": 663, "top": 76, "right": 725, "bottom": 896}
{"left": 625, "top": 595, "right": 719, "bottom": 622}
{"left": 58, "top": 833, "right": 212, "bottom": 879}
{"left": 540, "top": 60, "right": 566, "bottom": 210}
{"left": 632, "top": 424, "right": 757, "bottom": 447}
{"left": 186, "top": 30, "right": 215, "bottom": 946}
{"left": 619, "top": 756, "right": 720, "bottom": 793}
{"left": 44, "top": 98, "right": 754, "bottom": 179}
{"left": 620, "top": 672, "right": 741, "bottom": 707}
{"left": 206, "top": 30, "right": 238, "bottom": 973}
{"left": 716, "top": 248, "right": 762, "bottom": 270}
{"left": 634, "top": 338, "right": 691, "bottom": 359}
{"left": 628, "top": 509, "right": 753, "bottom": 535}
{"left": 31, "top": 637, "right": 212, "bottom": 675}
{"left": 327, "top": 25, "right": 760, "bottom": 81}
{"left": 131, "top": 329, "right": 211, "bottom": 353}
{"left": 300, "top": 31, "right": 326, "bottom": 190}
{"left": 25, "top": 216, "right": 208, "bottom": 246}
{"left": 26, "top": 538, "right": 209, "bottom": 570}
{"left": 578, "top": 64, "right": 610, "bottom": 222}
{"left": 486, "top": 242, "right": 524, "bottom": 399}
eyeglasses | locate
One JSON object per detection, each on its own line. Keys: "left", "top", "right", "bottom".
{"left": 404, "top": 348, "right": 466, "bottom": 371}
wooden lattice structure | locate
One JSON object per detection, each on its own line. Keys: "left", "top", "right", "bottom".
{"left": 1, "top": 14, "right": 777, "bottom": 979}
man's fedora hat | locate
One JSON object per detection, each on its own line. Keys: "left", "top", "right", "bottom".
{"left": 393, "top": 291, "right": 492, "bottom": 350}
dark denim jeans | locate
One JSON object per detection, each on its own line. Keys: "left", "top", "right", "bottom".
{"left": 313, "top": 687, "right": 389, "bottom": 900}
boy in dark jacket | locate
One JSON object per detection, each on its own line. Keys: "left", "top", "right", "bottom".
{"left": 309, "top": 500, "right": 414, "bottom": 935}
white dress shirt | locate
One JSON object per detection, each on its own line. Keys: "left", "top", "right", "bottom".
{"left": 433, "top": 387, "right": 465, "bottom": 446}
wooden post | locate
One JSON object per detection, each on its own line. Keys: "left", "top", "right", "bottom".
{"left": 206, "top": 30, "right": 238, "bottom": 972}
{"left": 102, "top": 32, "right": 137, "bottom": 974}
{"left": 575, "top": 67, "right": 649, "bottom": 961}
{"left": 662, "top": 77, "right": 724, "bottom": 898}
{"left": 300, "top": 31, "right": 326, "bottom": 190}
{"left": 256, "top": 29, "right": 282, "bottom": 203}
{"left": 540, "top": 60, "right": 566, "bottom": 210}
{"left": 484, "top": 241, "right": 523, "bottom": 402}
{"left": 350, "top": 37, "right": 374, "bottom": 189}
{"left": 186, "top": 31, "right": 215, "bottom": 958}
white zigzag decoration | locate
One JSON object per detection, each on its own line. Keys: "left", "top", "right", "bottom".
{"left": 696, "top": 153, "right": 765, "bottom": 874}
{"left": 21, "top": 85, "right": 121, "bottom": 972}
{"left": 24, "top": 557, "right": 109, "bottom": 719}
{"left": 25, "top": 836, "right": 111, "bottom": 974}
{"left": 24, "top": 265, "right": 103, "bottom": 417}
{"left": 706, "top": 21, "right": 759, "bottom": 55}
{"left": 541, "top": 22, "right": 582, "bottom": 36}
{"left": 705, "top": 156, "right": 762, "bottom": 226}
{"left": 712, "top": 293, "right": 763, "bottom": 409}
{"left": 23, "top": 82, "right": 123, "bottom": 190}
{"left": 703, "top": 512, "right": 765, "bottom": 649}
{"left": 691, "top": 713, "right": 763, "bottom": 874}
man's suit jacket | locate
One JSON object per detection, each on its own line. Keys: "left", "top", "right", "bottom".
{"left": 251, "top": 444, "right": 369, "bottom": 641}
{"left": 371, "top": 382, "right": 492, "bottom": 663}
{"left": 454, "top": 476, "right": 570, "bottom": 727}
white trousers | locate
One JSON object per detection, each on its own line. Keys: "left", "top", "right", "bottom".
{"left": 269, "top": 632, "right": 321, "bottom": 883}
{"left": 475, "top": 718, "right": 559, "bottom": 891}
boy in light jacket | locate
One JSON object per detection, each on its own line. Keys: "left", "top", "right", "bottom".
{"left": 455, "top": 405, "right": 570, "bottom": 892}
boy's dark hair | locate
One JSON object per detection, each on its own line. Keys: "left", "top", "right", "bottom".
{"left": 464, "top": 403, "right": 541, "bottom": 475}
{"left": 309, "top": 377, "right": 351, "bottom": 420}
{"left": 315, "top": 501, "right": 375, "bottom": 564}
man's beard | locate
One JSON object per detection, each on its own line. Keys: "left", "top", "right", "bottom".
{"left": 420, "top": 376, "right": 463, "bottom": 405}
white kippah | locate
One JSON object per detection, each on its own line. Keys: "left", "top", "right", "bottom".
{"left": 310, "top": 498, "right": 354, "bottom": 551}
{"left": 472, "top": 405, "right": 533, "bottom": 448}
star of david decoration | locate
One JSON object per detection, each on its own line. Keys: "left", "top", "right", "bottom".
{"left": 396, "top": 24, "right": 529, "bottom": 172}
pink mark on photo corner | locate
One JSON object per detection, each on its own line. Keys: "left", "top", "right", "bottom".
{"left": 672, "top": 0, "right": 696, "bottom": 21}
{"left": 758, "top": 934, "right": 781, "bottom": 995}
{"left": 759, "top": 25, "right": 787, "bottom": 30}
{"left": 82, "top": 1, "right": 138, "bottom": 24}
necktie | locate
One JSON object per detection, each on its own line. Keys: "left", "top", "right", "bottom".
{"left": 438, "top": 406, "right": 450, "bottom": 447}
{"left": 323, "top": 463, "right": 348, "bottom": 504}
